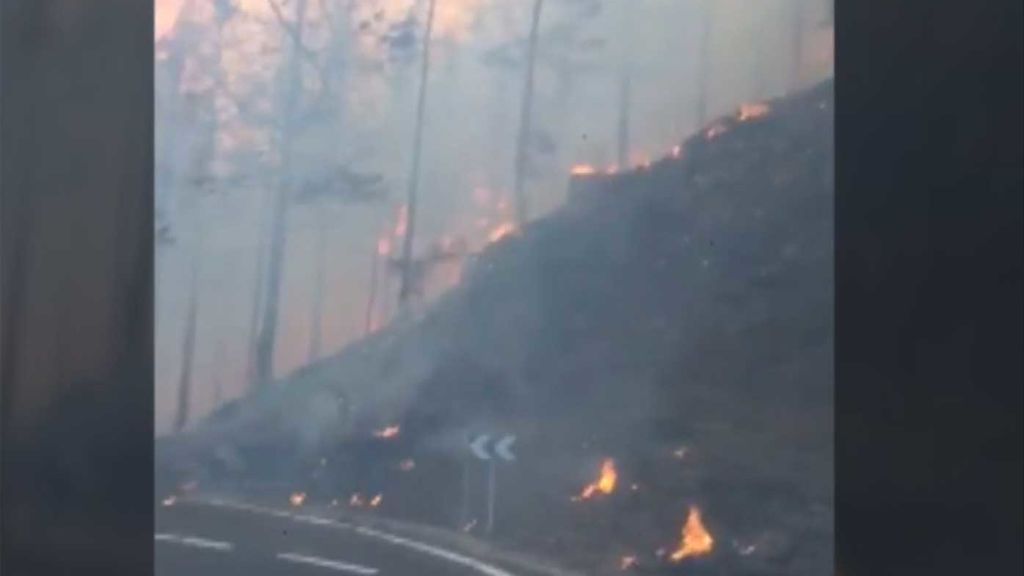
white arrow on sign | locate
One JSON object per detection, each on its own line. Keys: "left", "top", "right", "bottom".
{"left": 468, "top": 434, "right": 516, "bottom": 462}
{"left": 469, "top": 435, "right": 492, "bottom": 460}
{"left": 494, "top": 435, "right": 516, "bottom": 462}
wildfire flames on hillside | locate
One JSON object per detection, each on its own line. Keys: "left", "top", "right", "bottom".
{"left": 669, "top": 507, "right": 715, "bottom": 563}
{"left": 373, "top": 425, "right": 401, "bottom": 439}
{"left": 573, "top": 458, "right": 618, "bottom": 501}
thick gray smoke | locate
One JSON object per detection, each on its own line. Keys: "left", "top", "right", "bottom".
{"left": 155, "top": 0, "right": 833, "bottom": 435}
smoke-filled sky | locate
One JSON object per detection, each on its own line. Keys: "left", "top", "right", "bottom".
{"left": 154, "top": 0, "right": 833, "bottom": 435}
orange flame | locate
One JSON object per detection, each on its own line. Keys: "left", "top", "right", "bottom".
{"left": 289, "top": 492, "right": 307, "bottom": 507}
{"left": 487, "top": 221, "right": 518, "bottom": 244}
{"left": 374, "top": 425, "right": 401, "bottom": 439}
{"left": 369, "top": 494, "right": 383, "bottom": 507}
{"left": 738, "top": 102, "right": 771, "bottom": 121}
{"left": 574, "top": 458, "right": 618, "bottom": 501}
{"left": 619, "top": 555, "right": 638, "bottom": 570}
{"left": 570, "top": 164, "right": 597, "bottom": 176}
{"left": 669, "top": 506, "right": 714, "bottom": 562}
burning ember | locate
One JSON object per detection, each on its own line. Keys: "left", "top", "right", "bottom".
{"left": 398, "top": 458, "right": 416, "bottom": 472}
{"left": 161, "top": 495, "right": 177, "bottom": 507}
{"left": 289, "top": 492, "right": 307, "bottom": 507}
{"left": 487, "top": 221, "right": 518, "bottom": 244}
{"left": 570, "top": 164, "right": 597, "bottom": 176}
{"left": 619, "top": 555, "right": 638, "bottom": 570}
{"left": 373, "top": 425, "right": 401, "bottom": 439}
{"left": 669, "top": 506, "right": 714, "bottom": 562}
{"left": 369, "top": 494, "right": 383, "bottom": 507}
{"left": 573, "top": 458, "right": 618, "bottom": 501}
{"left": 705, "top": 123, "right": 729, "bottom": 140}
{"left": 737, "top": 102, "right": 771, "bottom": 122}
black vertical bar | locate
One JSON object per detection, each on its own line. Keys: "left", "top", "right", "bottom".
{"left": 1, "top": 1, "right": 154, "bottom": 574}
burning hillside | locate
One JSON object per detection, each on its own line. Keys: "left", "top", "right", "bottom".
{"left": 160, "top": 79, "right": 833, "bottom": 576}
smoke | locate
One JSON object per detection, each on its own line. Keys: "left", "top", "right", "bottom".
{"left": 154, "top": 0, "right": 833, "bottom": 434}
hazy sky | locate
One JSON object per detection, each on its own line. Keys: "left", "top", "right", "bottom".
{"left": 154, "top": 0, "right": 833, "bottom": 434}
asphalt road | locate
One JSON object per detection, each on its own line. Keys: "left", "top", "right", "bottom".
{"left": 156, "top": 500, "right": 517, "bottom": 576}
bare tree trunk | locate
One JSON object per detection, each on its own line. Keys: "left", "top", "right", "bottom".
{"left": 245, "top": 187, "right": 270, "bottom": 389}
{"left": 211, "top": 338, "right": 225, "bottom": 407}
{"left": 616, "top": 71, "right": 631, "bottom": 168}
{"left": 398, "top": 0, "right": 437, "bottom": 307}
{"left": 254, "top": 0, "right": 308, "bottom": 386}
{"left": 511, "top": 0, "right": 544, "bottom": 226}
{"left": 173, "top": 218, "right": 204, "bottom": 433}
{"left": 695, "top": 0, "right": 711, "bottom": 127}
{"left": 791, "top": 0, "right": 805, "bottom": 90}
{"left": 364, "top": 225, "right": 382, "bottom": 336}
{"left": 308, "top": 209, "right": 328, "bottom": 362}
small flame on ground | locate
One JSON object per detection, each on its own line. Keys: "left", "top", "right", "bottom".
{"left": 619, "top": 555, "right": 638, "bottom": 570}
{"left": 573, "top": 458, "right": 618, "bottom": 501}
{"left": 398, "top": 458, "right": 416, "bottom": 472}
{"left": 669, "top": 506, "right": 714, "bottom": 562}
{"left": 487, "top": 222, "right": 518, "bottom": 244}
{"left": 374, "top": 425, "right": 400, "bottom": 439}
{"left": 570, "top": 164, "right": 597, "bottom": 176}
{"left": 369, "top": 494, "right": 383, "bottom": 507}
{"left": 705, "top": 123, "right": 728, "bottom": 140}
{"left": 289, "top": 492, "right": 307, "bottom": 507}
{"left": 738, "top": 102, "right": 771, "bottom": 121}
{"left": 162, "top": 495, "right": 177, "bottom": 507}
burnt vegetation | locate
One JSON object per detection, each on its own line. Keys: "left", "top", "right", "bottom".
{"left": 163, "top": 79, "right": 833, "bottom": 576}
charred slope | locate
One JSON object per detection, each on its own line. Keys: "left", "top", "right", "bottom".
{"left": 166, "top": 80, "right": 834, "bottom": 576}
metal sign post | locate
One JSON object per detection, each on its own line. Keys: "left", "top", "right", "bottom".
{"left": 468, "top": 434, "right": 516, "bottom": 536}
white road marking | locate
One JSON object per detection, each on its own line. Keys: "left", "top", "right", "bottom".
{"left": 155, "top": 533, "right": 234, "bottom": 552}
{"left": 293, "top": 514, "right": 352, "bottom": 528}
{"left": 354, "top": 527, "right": 515, "bottom": 576}
{"left": 277, "top": 553, "right": 379, "bottom": 575}
{"left": 199, "top": 497, "right": 518, "bottom": 576}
